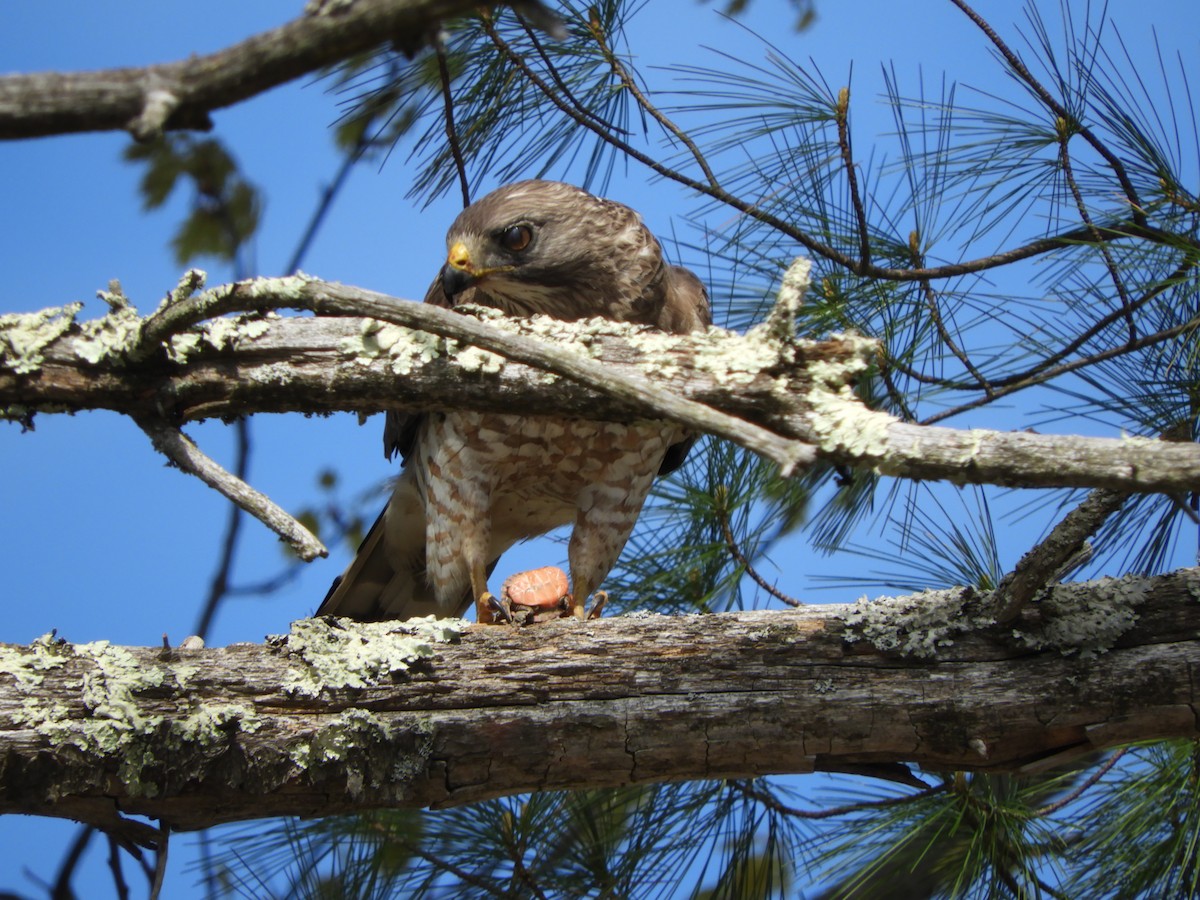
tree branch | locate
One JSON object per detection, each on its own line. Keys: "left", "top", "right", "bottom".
{"left": 5, "top": 275, "right": 1200, "bottom": 505}
{"left": 991, "top": 488, "right": 1127, "bottom": 623}
{"left": 136, "top": 415, "right": 326, "bottom": 562}
{"left": 2, "top": 568, "right": 1197, "bottom": 834}
{"left": 0, "top": 0, "right": 561, "bottom": 140}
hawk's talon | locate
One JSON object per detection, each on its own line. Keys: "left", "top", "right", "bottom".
{"left": 481, "top": 591, "right": 514, "bottom": 625}
{"left": 587, "top": 590, "right": 608, "bottom": 620}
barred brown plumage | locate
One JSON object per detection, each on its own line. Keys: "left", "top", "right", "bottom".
{"left": 319, "top": 180, "right": 710, "bottom": 624}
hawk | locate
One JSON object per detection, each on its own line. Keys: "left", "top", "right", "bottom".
{"left": 319, "top": 180, "right": 710, "bottom": 623}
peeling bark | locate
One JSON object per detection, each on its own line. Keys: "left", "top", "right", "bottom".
{"left": 1, "top": 569, "right": 1197, "bottom": 836}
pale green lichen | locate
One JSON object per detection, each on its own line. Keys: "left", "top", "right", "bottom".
{"left": 2, "top": 633, "right": 259, "bottom": 797}
{"left": 72, "top": 304, "right": 143, "bottom": 364}
{"left": 842, "top": 572, "right": 1159, "bottom": 659}
{"left": 804, "top": 334, "right": 894, "bottom": 462}
{"left": 166, "top": 312, "right": 277, "bottom": 363}
{"left": 342, "top": 319, "right": 443, "bottom": 375}
{"left": 455, "top": 344, "right": 506, "bottom": 374}
{"left": 0, "top": 303, "right": 82, "bottom": 374}
{"left": 75, "top": 640, "right": 166, "bottom": 733}
{"left": 0, "top": 632, "right": 72, "bottom": 686}
{"left": 746, "top": 256, "right": 812, "bottom": 345}
{"left": 840, "top": 587, "right": 992, "bottom": 658}
{"left": 1011, "top": 573, "right": 1149, "bottom": 657}
{"left": 272, "top": 615, "right": 466, "bottom": 697}
{"left": 234, "top": 272, "right": 316, "bottom": 300}
{"left": 291, "top": 708, "right": 436, "bottom": 799}
{"left": 339, "top": 303, "right": 812, "bottom": 397}
{"left": 247, "top": 361, "right": 297, "bottom": 386}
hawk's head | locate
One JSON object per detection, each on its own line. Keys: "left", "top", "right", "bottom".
{"left": 433, "top": 180, "right": 670, "bottom": 324}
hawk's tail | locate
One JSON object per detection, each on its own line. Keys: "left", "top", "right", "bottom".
{"left": 317, "top": 477, "right": 487, "bottom": 621}
{"left": 317, "top": 479, "right": 445, "bottom": 620}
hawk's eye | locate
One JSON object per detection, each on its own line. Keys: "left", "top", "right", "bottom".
{"left": 498, "top": 224, "right": 533, "bottom": 253}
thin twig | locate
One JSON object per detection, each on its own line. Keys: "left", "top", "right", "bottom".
{"left": 896, "top": 252, "right": 1197, "bottom": 399}
{"left": 1058, "top": 127, "right": 1137, "bottom": 342}
{"left": 1034, "top": 748, "right": 1127, "bottom": 817}
{"left": 284, "top": 134, "right": 368, "bottom": 276}
{"left": 136, "top": 415, "right": 327, "bottom": 561}
{"left": 193, "top": 418, "right": 252, "bottom": 638}
{"left": 589, "top": 14, "right": 721, "bottom": 189}
{"left": 921, "top": 303, "right": 1200, "bottom": 425}
{"left": 835, "top": 86, "right": 871, "bottom": 269}
{"left": 435, "top": 36, "right": 471, "bottom": 208}
{"left": 106, "top": 834, "right": 131, "bottom": 900}
{"left": 50, "top": 825, "right": 94, "bottom": 899}
{"left": 876, "top": 355, "right": 920, "bottom": 422}
{"left": 516, "top": 14, "right": 632, "bottom": 137}
{"left": 907, "top": 222, "right": 994, "bottom": 395}
{"left": 948, "top": 0, "right": 1146, "bottom": 226}
{"left": 920, "top": 278, "right": 992, "bottom": 394}
{"left": 730, "top": 779, "right": 949, "bottom": 820}
{"left": 485, "top": 13, "right": 1198, "bottom": 281}
{"left": 717, "top": 507, "right": 803, "bottom": 607}
{"left": 148, "top": 824, "right": 169, "bottom": 900}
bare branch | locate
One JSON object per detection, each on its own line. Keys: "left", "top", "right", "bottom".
{"left": 716, "top": 501, "right": 803, "bottom": 607}
{"left": 0, "top": 0, "right": 562, "bottom": 141}
{"left": 991, "top": 488, "right": 1127, "bottom": 623}
{"left": 134, "top": 274, "right": 818, "bottom": 476}
{"left": 6, "top": 275, "right": 1200, "bottom": 498}
{"left": 136, "top": 416, "right": 327, "bottom": 561}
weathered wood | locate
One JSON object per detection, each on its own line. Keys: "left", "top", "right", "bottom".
{"left": 5, "top": 278, "right": 1200, "bottom": 495}
{"left": 2, "top": 569, "right": 1196, "bottom": 836}
{"left": 0, "top": 0, "right": 551, "bottom": 140}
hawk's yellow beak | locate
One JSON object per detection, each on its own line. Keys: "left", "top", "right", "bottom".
{"left": 443, "top": 241, "right": 479, "bottom": 298}
{"left": 447, "top": 241, "right": 473, "bottom": 272}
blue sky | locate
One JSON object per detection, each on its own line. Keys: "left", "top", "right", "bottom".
{"left": 1, "top": 0, "right": 1195, "bottom": 895}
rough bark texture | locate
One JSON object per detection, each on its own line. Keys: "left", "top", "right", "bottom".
{"left": 0, "top": 0, "right": 544, "bottom": 140}
{"left": 5, "top": 278, "right": 1200, "bottom": 496}
{"left": 1, "top": 569, "right": 1197, "bottom": 837}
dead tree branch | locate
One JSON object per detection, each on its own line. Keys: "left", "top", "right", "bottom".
{"left": 1, "top": 568, "right": 1196, "bottom": 837}
{"left": 0, "top": 0, "right": 561, "bottom": 141}
{"left": 4, "top": 274, "right": 1200, "bottom": 545}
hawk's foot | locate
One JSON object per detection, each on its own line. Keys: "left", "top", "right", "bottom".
{"left": 478, "top": 591, "right": 513, "bottom": 625}
{"left": 587, "top": 590, "right": 608, "bottom": 620}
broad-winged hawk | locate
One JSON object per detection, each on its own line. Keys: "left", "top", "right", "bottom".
{"left": 320, "top": 180, "right": 710, "bottom": 623}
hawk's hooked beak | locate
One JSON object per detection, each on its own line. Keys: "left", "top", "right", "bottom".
{"left": 442, "top": 241, "right": 477, "bottom": 298}
{"left": 441, "top": 240, "right": 515, "bottom": 298}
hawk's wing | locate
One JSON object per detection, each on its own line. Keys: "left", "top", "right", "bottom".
{"left": 655, "top": 264, "right": 711, "bottom": 476}
{"left": 381, "top": 272, "right": 462, "bottom": 463}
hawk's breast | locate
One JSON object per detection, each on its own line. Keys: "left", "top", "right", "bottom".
{"left": 415, "top": 410, "right": 682, "bottom": 543}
